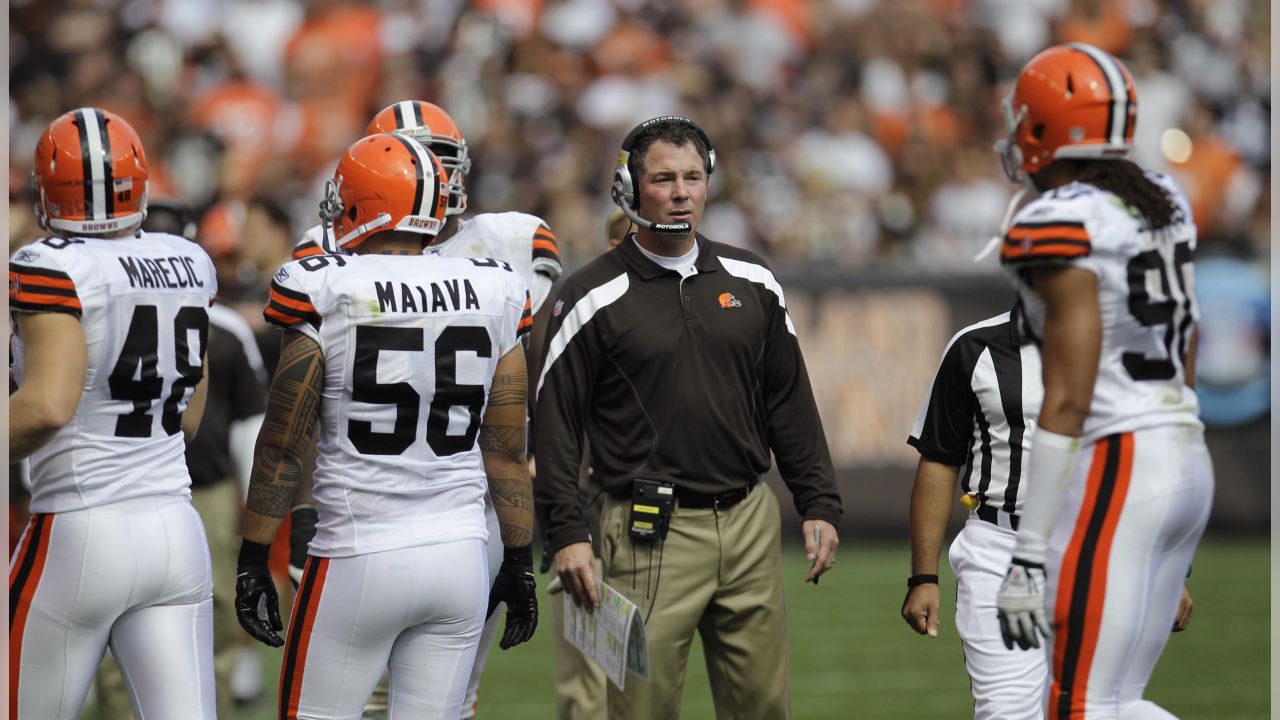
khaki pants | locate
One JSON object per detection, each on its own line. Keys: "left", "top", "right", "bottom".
{"left": 599, "top": 482, "right": 789, "bottom": 720}
{"left": 95, "top": 480, "right": 241, "bottom": 718}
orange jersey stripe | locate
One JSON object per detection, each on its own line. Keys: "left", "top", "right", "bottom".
{"left": 280, "top": 557, "right": 329, "bottom": 719}
{"left": 292, "top": 244, "right": 324, "bottom": 260}
{"left": 264, "top": 305, "right": 301, "bottom": 327}
{"left": 1007, "top": 224, "right": 1090, "bottom": 242}
{"left": 533, "top": 239, "right": 559, "bottom": 254}
{"left": 9, "top": 514, "right": 54, "bottom": 718}
{"left": 1001, "top": 241, "right": 1091, "bottom": 260}
{"left": 11, "top": 289, "right": 83, "bottom": 311}
{"left": 268, "top": 288, "right": 317, "bottom": 314}
{"left": 14, "top": 273, "right": 76, "bottom": 292}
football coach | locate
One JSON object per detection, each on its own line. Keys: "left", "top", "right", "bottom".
{"left": 534, "top": 115, "right": 843, "bottom": 719}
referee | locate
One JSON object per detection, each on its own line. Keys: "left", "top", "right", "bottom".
{"left": 900, "top": 309, "right": 1194, "bottom": 719}
{"left": 535, "top": 116, "right": 841, "bottom": 719}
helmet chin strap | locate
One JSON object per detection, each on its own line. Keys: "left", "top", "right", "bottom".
{"left": 973, "top": 185, "right": 1030, "bottom": 263}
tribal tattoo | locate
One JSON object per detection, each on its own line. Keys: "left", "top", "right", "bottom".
{"left": 487, "top": 370, "right": 527, "bottom": 407}
{"left": 490, "top": 475, "right": 535, "bottom": 548}
{"left": 479, "top": 424, "right": 525, "bottom": 462}
{"left": 246, "top": 331, "right": 325, "bottom": 519}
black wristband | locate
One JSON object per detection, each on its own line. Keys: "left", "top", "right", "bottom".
{"left": 907, "top": 574, "right": 939, "bottom": 589}
{"left": 238, "top": 539, "right": 272, "bottom": 569}
{"left": 291, "top": 505, "right": 318, "bottom": 528}
{"left": 503, "top": 544, "right": 533, "bottom": 568}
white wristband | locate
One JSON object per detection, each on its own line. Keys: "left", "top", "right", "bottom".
{"left": 1014, "top": 428, "right": 1081, "bottom": 564}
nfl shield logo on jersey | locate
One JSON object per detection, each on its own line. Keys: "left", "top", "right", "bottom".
{"left": 553, "top": 299, "right": 564, "bottom": 317}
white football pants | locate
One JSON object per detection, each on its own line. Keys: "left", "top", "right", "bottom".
{"left": 950, "top": 517, "right": 1048, "bottom": 719}
{"left": 283, "top": 539, "right": 488, "bottom": 719}
{"left": 1044, "top": 426, "right": 1213, "bottom": 720}
{"left": 460, "top": 498, "right": 505, "bottom": 718}
{"left": 9, "top": 494, "right": 216, "bottom": 719}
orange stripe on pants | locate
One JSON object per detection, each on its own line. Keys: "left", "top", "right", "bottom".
{"left": 9, "top": 514, "right": 54, "bottom": 719}
{"left": 1049, "top": 434, "right": 1134, "bottom": 719}
{"left": 279, "top": 556, "right": 330, "bottom": 719}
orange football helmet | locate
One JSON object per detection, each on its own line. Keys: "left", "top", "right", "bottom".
{"left": 327, "top": 133, "right": 450, "bottom": 252}
{"left": 997, "top": 43, "right": 1137, "bottom": 183}
{"left": 365, "top": 101, "right": 471, "bottom": 216}
{"left": 33, "top": 108, "right": 150, "bottom": 236}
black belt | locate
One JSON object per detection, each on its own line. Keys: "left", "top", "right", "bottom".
{"left": 976, "top": 504, "right": 1020, "bottom": 531}
{"left": 674, "top": 482, "right": 756, "bottom": 510}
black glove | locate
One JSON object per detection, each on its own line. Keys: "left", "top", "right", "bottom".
{"left": 486, "top": 545, "right": 538, "bottom": 650}
{"left": 288, "top": 506, "right": 319, "bottom": 589}
{"left": 236, "top": 540, "right": 284, "bottom": 647}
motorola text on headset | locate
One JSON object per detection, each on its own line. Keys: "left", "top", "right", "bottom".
{"left": 610, "top": 116, "right": 715, "bottom": 235}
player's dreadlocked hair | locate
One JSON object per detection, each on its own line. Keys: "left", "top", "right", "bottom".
{"left": 1065, "top": 158, "right": 1180, "bottom": 231}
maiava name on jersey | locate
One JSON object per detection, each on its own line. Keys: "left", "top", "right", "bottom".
{"left": 117, "top": 255, "right": 207, "bottom": 289}
{"left": 373, "top": 278, "right": 480, "bottom": 314}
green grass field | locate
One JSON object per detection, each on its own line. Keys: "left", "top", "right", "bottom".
{"left": 84, "top": 538, "right": 1268, "bottom": 719}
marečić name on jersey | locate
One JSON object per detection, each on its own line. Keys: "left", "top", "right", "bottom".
{"left": 117, "top": 255, "right": 207, "bottom": 289}
{"left": 374, "top": 279, "right": 481, "bottom": 314}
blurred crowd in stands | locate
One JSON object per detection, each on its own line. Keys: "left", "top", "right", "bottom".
{"left": 10, "top": 0, "right": 1270, "bottom": 293}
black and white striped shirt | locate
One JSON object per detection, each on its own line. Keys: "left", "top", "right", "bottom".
{"left": 907, "top": 312, "right": 1042, "bottom": 517}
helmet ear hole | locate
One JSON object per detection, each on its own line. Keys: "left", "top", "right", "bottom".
{"left": 1032, "top": 124, "right": 1046, "bottom": 140}
{"left": 1065, "top": 74, "right": 1074, "bottom": 96}
{"left": 347, "top": 205, "right": 358, "bottom": 221}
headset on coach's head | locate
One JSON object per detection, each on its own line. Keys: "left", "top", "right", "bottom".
{"left": 610, "top": 116, "right": 715, "bottom": 235}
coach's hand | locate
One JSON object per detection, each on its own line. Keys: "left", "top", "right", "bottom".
{"left": 487, "top": 545, "right": 539, "bottom": 649}
{"left": 996, "top": 557, "right": 1051, "bottom": 650}
{"left": 802, "top": 519, "right": 839, "bottom": 584}
{"left": 288, "top": 505, "right": 318, "bottom": 589}
{"left": 902, "top": 582, "right": 941, "bottom": 637}
{"left": 555, "top": 541, "right": 600, "bottom": 612}
{"left": 236, "top": 540, "right": 284, "bottom": 647}
{"left": 1172, "top": 583, "right": 1193, "bottom": 632}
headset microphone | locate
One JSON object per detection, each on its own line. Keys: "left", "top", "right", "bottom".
{"left": 610, "top": 182, "right": 692, "bottom": 235}
{"left": 611, "top": 116, "right": 715, "bottom": 236}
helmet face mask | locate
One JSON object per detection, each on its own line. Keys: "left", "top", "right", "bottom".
{"left": 996, "top": 95, "right": 1028, "bottom": 184}
{"left": 995, "top": 42, "right": 1137, "bottom": 184}
{"left": 328, "top": 133, "right": 451, "bottom": 253}
{"left": 33, "top": 108, "right": 150, "bottom": 237}
{"left": 365, "top": 102, "right": 471, "bottom": 217}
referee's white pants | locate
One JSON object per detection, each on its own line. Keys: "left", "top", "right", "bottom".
{"left": 283, "top": 539, "right": 489, "bottom": 720}
{"left": 1044, "top": 426, "right": 1212, "bottom": 720}
{"left": 9, "top": 494, "right": 216, "bottom": 719}
{"left": 950, "top": 516, "right": 1048, "bottom": 720}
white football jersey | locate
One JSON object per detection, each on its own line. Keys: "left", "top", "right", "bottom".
{"left": 293, "top": 211, "right": 562, "bottom": 312}
{"left": 9, "top": 233, "right": 218, "bottom": 512}
{"left": 1000, "top": 172, "right": 1201, "bottom": 443}
{"left": 265, "top": 252, "right": 532, "bottom": 557}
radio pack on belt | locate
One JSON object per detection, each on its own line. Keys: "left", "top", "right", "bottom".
{"left": 628, "top": 479, "right": 675, "bottom": 541}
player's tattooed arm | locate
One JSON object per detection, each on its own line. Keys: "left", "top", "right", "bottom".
{"left": 246, "top": 331, "right": 324, "bottom": 526}
{"left": 481, "top": 351, "right": 534, "bottom": 548}
{"left": 487, "top": 369, "right": 527, "bottom": 409}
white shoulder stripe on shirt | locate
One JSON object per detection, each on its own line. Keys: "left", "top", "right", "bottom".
{"left": 717, "top": 257, "right": 796, "bottom": 336}
{"left": 536, "top": 273, "right": 630, "bottom": 398}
